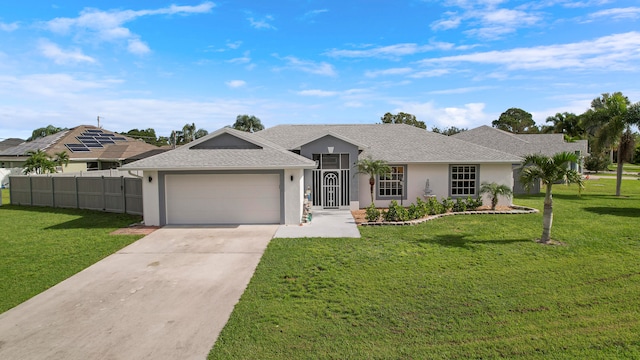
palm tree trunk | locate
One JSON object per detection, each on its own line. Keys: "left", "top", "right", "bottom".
{"left": 615, "top": 149, "right": 623, "bottom": 197}
{"left": 369, "top": 177, "right": 375, "bottom": 205}
{"left": 541, "top": 184, "right": 553, "bottom": 243}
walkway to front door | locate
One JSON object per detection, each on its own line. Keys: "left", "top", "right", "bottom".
{"left": 274, "top": 210, "right": 361, "bottom": 238}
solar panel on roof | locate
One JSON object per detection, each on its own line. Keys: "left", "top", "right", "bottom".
{"left": 98, "top": 140, "right": 115, "bottom": 145}
{"left": 101, "top": 133, "right": 116, "bottom": 137}
{"left": 85, "top": 143, "right": 103, "bottom": 148}
{"left": 77, "top": 136, "right": 95, "bottom": 141}
{"left": 65, "top": 144, "right": 90, "bottom": 152}
{"left": 85, "top": 129, "right": 103, "bottom": 133}
{"left": 112, "top": 137, "right": 126, "bottom": 141}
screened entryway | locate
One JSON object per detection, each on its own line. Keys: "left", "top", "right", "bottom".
{"left": 311, "top": 153, "right": 350, "bottom": 208}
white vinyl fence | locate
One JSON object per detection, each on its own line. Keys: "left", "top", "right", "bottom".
{"left": 9, "top": 175, "right": 143, "bottom": 215}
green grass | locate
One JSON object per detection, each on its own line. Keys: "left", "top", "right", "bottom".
{"left": 210, "top": 179, "right": 640, "bottom": 359}
{"left": 0, "top": 203, "right": 143, "bottom": 313}
{"left": 1, "top": 188, "right": 9, "bottom": 205}
{"left": 607, "top": 163, "right": 640, "bottom": 173}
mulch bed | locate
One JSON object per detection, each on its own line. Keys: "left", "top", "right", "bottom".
{"left": 351, "top": 205, "right": 531, "bottom": 225}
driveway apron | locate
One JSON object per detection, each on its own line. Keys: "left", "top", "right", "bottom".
{"left": 0, "top": 225, "right": 277, "bottom": 360}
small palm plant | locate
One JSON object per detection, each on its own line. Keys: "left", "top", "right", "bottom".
{"left": 54, "top": 151, "right": 70, "bottom": 172}
{"left": 479, "top": 182, "right": 513, "bottom": 210}
{"left": 355, "top": 156, "right": 391, "bottom": 206}
{"left": 520, "top": 152, "right": 584, "bottom": 244}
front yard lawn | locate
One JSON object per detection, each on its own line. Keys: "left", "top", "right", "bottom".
{"left": 0, "top": 203, "right": 143, "bottom": 313}
{"left": 210, "top": 178, "right": 640, "bottom": 359}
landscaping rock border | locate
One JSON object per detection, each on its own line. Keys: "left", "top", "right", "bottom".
{"left": 359, "top": 205, "right": 539, "bottom": 226}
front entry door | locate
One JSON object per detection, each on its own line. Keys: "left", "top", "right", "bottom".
{"left": 322, "top": 171, "right": 339, "bottom": 208}
{"left": 312, "top": 153, "right": 350, "bottom": 208}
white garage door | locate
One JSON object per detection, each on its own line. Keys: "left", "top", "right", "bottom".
{"left": 165, "top": 174, "right": 281, "bottom": 225}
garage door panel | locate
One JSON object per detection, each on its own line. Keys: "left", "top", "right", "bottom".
{"left": 165, "top": 174, "right": 281, "bottom": 225}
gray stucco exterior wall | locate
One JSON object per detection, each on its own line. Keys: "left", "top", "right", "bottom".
{"left": 299, "top": 135, "right": 359, "bottom": 203}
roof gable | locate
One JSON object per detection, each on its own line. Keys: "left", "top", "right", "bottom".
{"left": 289, "top": 132, "right": 368, "bottom": 150}
{"left": 190, "top": 132, "right": 262, "bottom": 150}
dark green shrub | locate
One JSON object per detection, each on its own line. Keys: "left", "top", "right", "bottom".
{"left": 584, "top": 152, "right": 611, "bottom": 173}
{"left": 465, "top": 196, "right": 483, "bottom": 210}
{"left": 441, "top": 197, "right": 454, "bottom": 212}
{"left": 426, "top": 197, "right": 444, "bottom": 215}
{"left": 407, "top": 203, "right": 425, "bottom": 220}
{"left": 383, "top": 200, "right": 410, "bottom": 222}
{"left": 452, "top": 198, "right": 467, "bottom": 212}
{"left": 365, "top": 203, "right": 381, "bottom": 222}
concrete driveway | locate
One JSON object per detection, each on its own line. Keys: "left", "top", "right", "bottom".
{"left": 0, "top": 225, "right": 277, "bottom": 360}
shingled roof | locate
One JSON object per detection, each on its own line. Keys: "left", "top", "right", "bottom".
{"left": 122, "top": 127, "right": 317, "bottom": 171}
{"left": 255, "top": 124, "right": 521, "bottom": 163}
{"left": 0, "top": 125, "right": 159, "bottom": 161}
{"left": 451, "top": 125, "right": 588, "bottom": 158}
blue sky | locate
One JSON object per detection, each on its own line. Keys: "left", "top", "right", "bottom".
{"left": 1, "top": 1, "right": 639, "bottom": 140}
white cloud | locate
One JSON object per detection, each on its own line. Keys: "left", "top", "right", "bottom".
{"left": 0, "top": 73, "right": 118, "bottom": 98}
{"left": 0, "top": 21, "right": 19, "bottom": 32}
{"left": 226, "top": 41, "right": 242, "bottom": 49}
{"left": 43, "top": 2, "right": 214, "bottom": 54}
{"left": 227, "top": 51, "right": 251, "bottom": 64}
{"left": 301, "top": 9, "right": 329, "bottom": 21}
{"left": 277, "top": 56, "right": 337, "bottom": 76}
{"left": 431, "top": 2, "right": 541, "bottom": 39}
{"left": 326, "top": 43, "right": 440, "bottom": 59}
{"left": 38, "top": 40, "right": 96, "bottom": 65}
{"left": 409, "top": 69, "right": 451, "bottom": 78}
{"left": 364, "top": 67, "right": 413, "bottom": 78}
{"left": 391, "top": 101, "right": 490, "bottom": 129}
{"left": 297, "top": 89, "right": 339, "bottom": 97}
{"left": 588, "top": 7, "right": 640, "bottom": 20}
{"left": 127, "top": 38, "right": 150, "bottom": 55}
{"left": 226, "top": 80, "right": 246, "bottom": 88}
{"left": 428, "top": 86, "right": 494, "bottom": 95}
{"left": 248, "top": 15, "right": 276, "bottom": 30}
{"left": 419, "top": 32, "right": 640, "bottom": 71}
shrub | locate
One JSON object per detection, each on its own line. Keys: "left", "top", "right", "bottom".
{"left": 465, "top": 196, "right": 483, "bottom": 210}
{"left": 452, "top": 198, "right": 467, "bottom": 212}
{"left": 383, "top": 200, "right": 410, "bottom": 222}
{"left": 584, "top": 152, "right": 611, "bottom": 173}
{"left": 427, "top": 197, "right": 444, "bottom": 215}
{"left": 365, "top": 203, "right": 381, "bottom": 222}
{"left": 441, "top": 197, "right": 454, "bottom": 212}
{"left": 408, "top": 203, "right": 425, "bottom": 220}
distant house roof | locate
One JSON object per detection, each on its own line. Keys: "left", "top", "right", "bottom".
{"left": 255, "top": 124, "right": 521, "bottom": 163}
{"left": 451, "top": 125, "right": 588, "bottom": 159}
{"left": 0, "top": 125, "right": 159, "bottom": 161}
{"left": 0, "top": 138, "right": 25, "bottom": 152}
{"left": 122, "top": 127, "right": 317, "bottom": 171}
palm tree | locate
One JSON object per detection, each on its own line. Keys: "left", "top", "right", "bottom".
{"left": 23, "top": 149, "right": 56, "bottom": 174}
{"left": 583, "top": 92, "right": 640, "bottom": 196}
{"left": 479, "top": 182, "right": 513, "bottom": 210}
{"left": 182, "top": 123, "right": 196, "bottom": 143}
{"left": 233, "top": 115, "right": 264, "bottom": 133}
{"left": 355, "top": 156, "right": 391, "bottom": 205}
{"left": 54, "top": 151, "right": 70, "bottom": 172}
{"left": 520, "top": 152, "right": 584, "bottom": 244}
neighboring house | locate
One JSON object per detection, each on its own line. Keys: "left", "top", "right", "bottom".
{"left": 122, "top": 124, "right": 521, "bottom": 226}
{"left": 0, "top": 138, "right": 25, "bottom": 152}
{"left": 452, "top": 125, "right": 588, "bottom": 194}
{"left": 0, "top": 125, "right": 162, "bottom": 172}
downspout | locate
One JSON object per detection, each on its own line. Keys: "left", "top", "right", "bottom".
{"left": 127, "top": 170, "right": 143, "bottom": 178}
